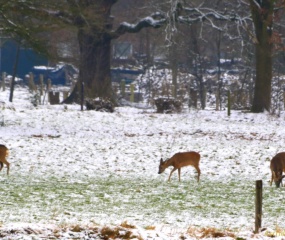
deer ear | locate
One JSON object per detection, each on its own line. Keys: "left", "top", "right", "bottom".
{"left": 160, "top": 158, "right": 163, "bottom": 163}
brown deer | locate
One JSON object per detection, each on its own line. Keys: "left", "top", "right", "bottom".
{"left": 158, "top": 151, "right": 201, "bottom": 182}
{"left": 0, "top": 144, "right": 10, "bottom": 175}
{"left": 270, "top": 152, "right": 285, "bottom": 188}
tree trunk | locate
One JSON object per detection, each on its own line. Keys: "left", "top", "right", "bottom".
{"left": 65, "top": 31, "right": 113, "bottom": 103}
{"left": 64, "top": 0, "right": 114, "bottom": 104}
{"left": 62, "top": 0, "right": 167, "bottom": 104}
{"left": 9, "top": 43, "right": 20, "bottom": 102}
{"left": 250, "top": 0, "right": 274, "bottom": 113}
{"left": 252, "top": 38, "right": 272, "bottom": 112}
{"left": 170, "top": 42, "right": 178, "bottom": 98}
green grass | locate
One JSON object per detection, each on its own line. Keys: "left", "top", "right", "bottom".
{"left": 0, "top": 175, "right": 284, "bottom": 229}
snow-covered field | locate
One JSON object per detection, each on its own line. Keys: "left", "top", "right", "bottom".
{"left": 1, "top": 86, "right": 285, "bottom": 239}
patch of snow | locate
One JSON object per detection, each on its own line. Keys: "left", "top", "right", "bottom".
{"left": 0, "top": 86, "right": 285, "bottom": 239}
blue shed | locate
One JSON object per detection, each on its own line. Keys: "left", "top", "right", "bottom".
{"left": 0, "top": 38, "right": 48, "bottom": 80}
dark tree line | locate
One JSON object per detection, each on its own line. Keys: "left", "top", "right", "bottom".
{"left": 1, "top": 0, "right": 285, "bottom": 113}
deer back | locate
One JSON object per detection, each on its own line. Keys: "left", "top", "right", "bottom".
{"left": 0, "top": 145, "right": 8, "bottom": 159}
{"left": 270, "top": 152, "right": 285, "bottom": 173}
{"left": 169, "top": 151, "right": 200, "bottom": 168}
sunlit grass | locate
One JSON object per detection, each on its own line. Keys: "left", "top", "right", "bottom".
{"left": 0, "top": 175, "right": 284, "bottom": 229}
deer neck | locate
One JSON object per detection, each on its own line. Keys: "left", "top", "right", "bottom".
{"left": 165, "top": 157, "right": 174, "bottom": 167}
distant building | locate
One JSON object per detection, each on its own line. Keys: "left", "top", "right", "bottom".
{"left": 31, "top": 64, "right": 78, "bottom": 85}
{"left": 113, "top": 42, "right": 133, "bottom": 60}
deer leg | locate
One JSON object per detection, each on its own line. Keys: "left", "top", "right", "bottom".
{"left": 168, "top": 168, "right": 177, "bottom": 182}
{"left": 195, "top": 166, "right": 201, "bottom": 182}
{"left": 282, "top": 175, "right": 285, "bottom": 187}
{"left": 270, "top": 172, "right": 274, "bottom": 186}
{"left": 1, "top": 159, "right": 9, "bottom": 175}
{"left": 178, "top": 168, "right": 181, "bottom": 182}
{"left": 6, "top": 162, "right": 9, "bottom": 175}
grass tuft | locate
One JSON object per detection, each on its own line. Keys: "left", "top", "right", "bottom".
{"left": 145, "top": 225, "right": 156, "bottom": 230}
{"left": 120, "top": 221, "right": 136, "bottom": 229}
{"left": 265, "top": 225, "right": 285, "bottom": 237}
{"left": 187, "top": 226, "right": 236, "bottom": 239}
{"left": 100, "top": 225, "right": 142, "bottom": 240}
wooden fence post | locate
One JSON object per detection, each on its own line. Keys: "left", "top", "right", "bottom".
{"left": 81, "top": 81, "right": 84, "bottom": 111}
{"left": 283, "top": 90, "right": 285, "bottom": 109}
{"left": 49, "top": 92, "right": 60, "bottom": 105}
{"left": 255, "top": 180, "right": 262, "bottom": 233}
{"left": 28, "top": 72, "right": 36, "bottom": 92}
{"left": 39, "top": 74, "right": 44, "bottom": 96}
{"left": 47, "top": 79, "right": 52, "bottom": 91}
{"left": 227, "top": 90, "right": 231, "bottom": 116}
{"left": 47, "top": 79, "right": 52, "bottom": 103}
{"left": 63, "top": 91, "right": 69, "bottom": 101}
{"left": 130, "top": 83, "right": 134, "bottom": 102}
{"left": 1, "top": 72, "right": 6, "bottom": 91}
{"left": 121, "top": 80, "right": 125, "bottom": 97}
{"left": 189, "top": 88, "right": 197, "bottom": 109}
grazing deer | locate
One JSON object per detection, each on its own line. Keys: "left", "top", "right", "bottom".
{"left": 0, "top": 144, "right": 9, "bottom": 175}
{"left": 270, "top": 152, "right": 285, "bottom": 188}
{"left": 158, "top": 151, "right": 201, "bottom": 182}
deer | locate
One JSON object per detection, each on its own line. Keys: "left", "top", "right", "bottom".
{"left": 0, "top": 144, "right": 10, "bottom": 175}
{"left": 158, "top": 151, "right": 201, "bottom": 182}
{"left": 270, "top": 152, "right": 285, "bottom": 188}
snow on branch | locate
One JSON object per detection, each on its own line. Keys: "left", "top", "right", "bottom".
{"left": 113, "top": 12, "right": 166, "bottom": 38}
{"left": 181, "top": 7, "right": 248, "bottom": 23}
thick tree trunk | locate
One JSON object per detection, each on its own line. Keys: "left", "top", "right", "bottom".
{"left": 252, "top": 38, "right": 272, "bottom": 112}
{"left": 64, "top": 0, "right": 114, "bottom": 104}
{"left": 62, "top": 0, "right": 165, "bottom": 104}
{"left": 64, "top": 31, "right": 113, "bottom": 103}
{"left": 170, "top": 42, "right": 178, "bottom": 98}
{"left": 250, "top": 0, "right": 274, "bottom": 113}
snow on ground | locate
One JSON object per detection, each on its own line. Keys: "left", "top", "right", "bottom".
{"left": 0, "top": 86, "right": 285, "bottom": 239}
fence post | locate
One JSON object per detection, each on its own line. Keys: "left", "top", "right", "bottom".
{"left": 121, "top": 80, "right": 125, "bottom": 97}
{"left": 47, "top": 79, "right": 52, "bottom": 103}
{"left": 39, "top": 74, "right": 44, "bottom": 96}
{"left": 28, "top": 72, "right": 36, "bottom": 92}
{"left": 49, "top": 92, "right": 60, "bottom": 105}
{"left": 283, "top": 90, "right": 285, "bottom": 109}
{"left": 227, "top": 90, "right": 231, "bottom": 116}
{"left": 130, "top": 83, "right": 134, "bottom": 102}
{"left": 81, "top": 81, "right": 84, "bottom": 111}
{"left": 1, "top": 72, "right": 6, "bottom": 91}
{"left": 255, "top": 180, "right": 262, "bottom": 233}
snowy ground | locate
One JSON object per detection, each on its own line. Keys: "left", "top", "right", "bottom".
{"left": 0, "top": 86, "right": 285, "bottom": 239}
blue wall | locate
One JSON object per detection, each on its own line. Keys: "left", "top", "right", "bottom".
{"left": 0, "top": 39, "right": 48, "bottom": 80}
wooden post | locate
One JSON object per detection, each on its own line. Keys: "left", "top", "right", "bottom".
{"left": 47, "top": 79, "right": 52, "bottom": 103}
{"left": 63, "top": 91, "right": 69, "bottom": 101}
{"left": 227, "top": 90, "right": 231, "bottom": 116}
{"left": 171, "top": 84, "right": 175, "bottom": 98}
{"left": 81, "top": 81, "right": 84, "bottom": 111}
{"left": 49, "top": 92, "right": 60, "bottom": 105}
{"left": 215, "top": 89, "right": 219, "bottom": 111}
{"left": 189, "top": 88, "right": 197, "bottom": 109}
{"left": 255, "top": 180, "right": 262, "bottom": 233}
{"left": 283, "top": 91, "right": 285, "bottom": 109}
{"left": 130, "top": 83, "right": 134, "bottom": 102}
{"left": 47, "top": 79, "right": 52, "bottom": 91}
{"left": 1, "top": 72, "right": 6, "bottom": 91}
{"left": 28, "top": 72, "right": 36, "bottom": 92}
{"left": 121, "top": 80, "right": 125, "bottom": 97}
{"left": 39, "top": 74, "right": 44, "bottom": 96}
